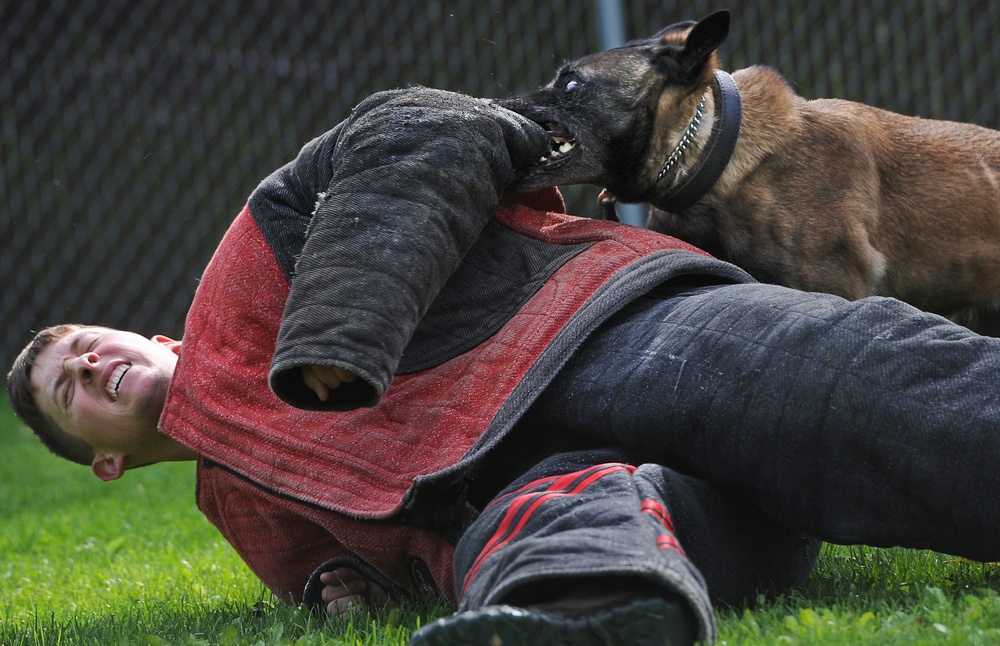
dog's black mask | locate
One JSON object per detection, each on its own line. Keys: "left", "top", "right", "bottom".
{"left": 501, "top": 10, "right": 730, "bottom": 203}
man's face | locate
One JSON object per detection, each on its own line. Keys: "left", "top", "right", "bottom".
{"left": 31, "top": 326, "right": 179, "bottom": 457}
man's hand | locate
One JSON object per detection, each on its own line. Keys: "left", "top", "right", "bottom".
{"left": 319, "top": 567, "right": 390, "bottom": 615}
{"left": 302, "top": 365, "right": 357, "bottom": 401}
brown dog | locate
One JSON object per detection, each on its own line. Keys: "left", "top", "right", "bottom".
{"left": 503, "top": 10, "right": 1000, "bottom": 326}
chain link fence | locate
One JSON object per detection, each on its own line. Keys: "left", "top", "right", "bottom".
{"left": 4, "top": 0, "right": 999, "bottom": 370}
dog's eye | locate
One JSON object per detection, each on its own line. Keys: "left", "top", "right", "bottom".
{"left": 564, "top": 79, "right": 579, "bottom": 92}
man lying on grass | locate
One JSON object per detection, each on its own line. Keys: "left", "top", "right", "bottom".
{"left": 8, "top": 87, "right": 1000, "bottom": 646}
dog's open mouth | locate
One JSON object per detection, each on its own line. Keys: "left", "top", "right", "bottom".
{"left": 537, "top": 122, "right": 575, "bottom": 166}
{"left": 510, "top": 115, "right": 581, "bottom": 188}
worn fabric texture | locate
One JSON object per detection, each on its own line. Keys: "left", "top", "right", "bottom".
{"left": 268, "top": 87, "right": 553, "bottom": 408}
{"left": 453, "top": 450, "right": 720, "bottom": 644}
{"left": 162, "top": 201, "right": 750, "bottom": 602}
{"left": 523, "top": 284, "right": 1000, "bottom": 562}
{"left": 158, "top": 86, "right": 755, "bottom": 604}
{"left": 164, "top": 197, "right": 750, "bottom": 520}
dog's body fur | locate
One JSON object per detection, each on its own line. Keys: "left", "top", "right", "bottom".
{"left": 503, "top": 11, "right": 1000, "bottom": 324}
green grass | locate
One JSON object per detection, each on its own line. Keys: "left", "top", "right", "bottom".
{"left": 1, "top": 400, "right": 998, "bottom": 645}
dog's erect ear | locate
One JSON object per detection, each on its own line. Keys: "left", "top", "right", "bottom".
{"left": 653, "top": 19, "right": 699, "bottom": 41}
{"left": 653, "top": 10, "right": 731, "bottom": 84}
{"left": 684, "top": 11, "right": 730, "bottom": 63}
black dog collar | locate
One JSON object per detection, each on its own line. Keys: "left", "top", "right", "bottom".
{"left": 658, "top": 70, "right": 742, "bottom": 213}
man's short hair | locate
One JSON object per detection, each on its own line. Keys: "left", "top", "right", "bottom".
{"left": 7, "top": 324, "right": 95, "bottom": 466}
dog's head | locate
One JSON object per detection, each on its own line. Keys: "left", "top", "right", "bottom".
{"left": 502, "top": 10, "right": 730, "bottom": 203}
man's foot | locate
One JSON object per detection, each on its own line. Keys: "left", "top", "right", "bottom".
{"left": 407, "top": 594, "right": 699, "bottom": 645}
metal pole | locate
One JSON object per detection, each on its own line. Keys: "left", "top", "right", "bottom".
{"left": 593, "top": 0, "right": 647, "bottom": 227}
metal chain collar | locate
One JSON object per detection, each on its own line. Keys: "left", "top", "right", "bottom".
{"left": 656, "top": 91, "right": 708, "bottom": 182}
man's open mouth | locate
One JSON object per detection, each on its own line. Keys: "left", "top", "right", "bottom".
{"left": 107, "top": 363, "right": 131, "bottom": 401}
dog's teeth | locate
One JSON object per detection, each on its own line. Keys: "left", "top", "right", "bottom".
{"left": 548, "top": 135, "right": 575, "bottom": 157}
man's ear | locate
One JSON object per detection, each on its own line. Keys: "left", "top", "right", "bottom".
{"left": 152, "top": 334, "right": 182, "bottom": 356}
{"left": 92, "top": 453, "right": 126, "bottom": 481}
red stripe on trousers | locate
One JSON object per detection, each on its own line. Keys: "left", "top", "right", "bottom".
{"left": 642, "top": 499, "right": 684, "bottom": 555}
{"left": 462, "top": 464, "right": 636, "bottom": 596}
{"left": 641, "top": 499, "right": 675, "bottom": 532}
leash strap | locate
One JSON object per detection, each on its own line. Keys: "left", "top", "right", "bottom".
{"left": 658, "top": 70, "right": 742, "bottom": 213}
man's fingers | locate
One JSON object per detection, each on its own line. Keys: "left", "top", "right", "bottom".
{"left": 303, "top": 366, "right": 359, "bottom": 401}
{"left": 314, "top": 365, "right": 344, "bottom": 387}
{"left": 327, "top": 596, "right": 355, "bottom": 616}
{"left": 320, "top": 567, "right": 351, "bottom": 584}
{"left": 321, "top": 578, "right": 369, "bottom": 601}
{"left": 302, "top": 367, "right": 331, "bottom": 401}
{"left": 318, "top": 567, "right": 390, "bottom": 616}
{"left": 333, "top": 367, "right": 356, "bottom": 383}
